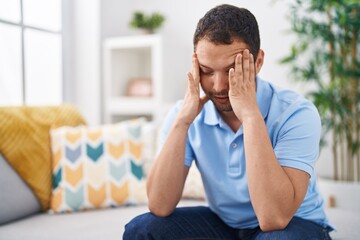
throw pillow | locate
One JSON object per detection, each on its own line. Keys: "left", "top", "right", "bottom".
{"left": 0, "top": 105, "right": 86, "bottom": 210}
{"left": 49, "top": 118, "right": 147, "bottom": 213}
{"left": 0, "top": 154, "right": 41, "bottom": 225}
{"left": 182, "top": 164, "right": 206, "bottom": 200}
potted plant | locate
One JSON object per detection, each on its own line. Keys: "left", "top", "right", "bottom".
{"left": 281, "top": 0, "right": 360, "bottom": 209}
{"left": 129, "top": 11, "right": 165, "bottom": 34}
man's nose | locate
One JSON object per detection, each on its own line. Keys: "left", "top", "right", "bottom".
{"left": 213, "top": 73, "right": 229, "bottom": 93}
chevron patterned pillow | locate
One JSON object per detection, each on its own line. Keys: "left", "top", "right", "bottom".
{"left": 49, "top": 118, "right": 147, "bottom": 213}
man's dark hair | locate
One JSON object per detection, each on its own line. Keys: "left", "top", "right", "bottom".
{"left": 193, "top": 4, "right": 260, "bottom": 60}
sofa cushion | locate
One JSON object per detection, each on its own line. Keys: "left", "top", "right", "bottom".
{"left": 0, "top": 105, "right": 86, "bottom": 210}
{"left": 49, "top": 118, "right": 147, "bottom": 213}
{"left": 182, "top": 164, "right": 205, "bottom": 200}
{"left": 0, "top": 154, "right": 41, "bottom": 225}
{"left": 0, "top": 200, "right": 206, "bottom": 240}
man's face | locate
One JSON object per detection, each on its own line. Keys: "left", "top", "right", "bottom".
{"left": 195, "top": 38, "right": 250, "bottom": 112}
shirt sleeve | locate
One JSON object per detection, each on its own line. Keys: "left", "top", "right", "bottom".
{"left": 273, "top": 101, "right": 322, "bottom": 178}
{"left": 157, "top": 100, "right": 194, "bottom": 167}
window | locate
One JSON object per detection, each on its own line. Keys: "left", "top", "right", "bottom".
{"left": 0, "top": 0, "right": 63, "bottom": 106}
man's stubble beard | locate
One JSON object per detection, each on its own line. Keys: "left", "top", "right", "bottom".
{"left": 205, "top": 92, "right": 233, "bottom": 112}
{"left": 212, "top": 100, "right": 233, "bottom": 112}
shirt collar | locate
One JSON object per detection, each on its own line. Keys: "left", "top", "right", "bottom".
{"left": 203, "top": 77, "right": 272, "bottom": 126}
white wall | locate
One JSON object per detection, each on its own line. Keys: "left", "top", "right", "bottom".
{"left": 101, "top": 0, "right": 301, "bottom": 102}
{"left": 71, "top": 0, "right": 101, "bottom": 126}
{"left": 96, "top": 0, "right": 331, "bottom": 177}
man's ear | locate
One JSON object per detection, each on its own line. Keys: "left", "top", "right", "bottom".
{"left": 255, "top": 49, "right": 264, "bottom": 75}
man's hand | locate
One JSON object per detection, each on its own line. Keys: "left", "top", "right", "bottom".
{"left": 177, "top": 53, "right": 209, "bottom": 126}
{"left": 228, "top": 49, "right": 260, "bottom": 122}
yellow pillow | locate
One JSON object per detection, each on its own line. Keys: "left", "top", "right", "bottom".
{"left": 0, "top": 105, "right": 86, "bottom": 210}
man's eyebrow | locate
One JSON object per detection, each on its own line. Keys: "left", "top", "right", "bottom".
{"left": 199, "top": 64, "right": 212, "bottom": 69}
{"left": 199, "top": 62, "right": 235, "bottom": 70}
{"left": 225, "top": 63, "right": 236, "bottom": 69}
{"left": 199, "top": 50, "right": 245, "bottom": 70}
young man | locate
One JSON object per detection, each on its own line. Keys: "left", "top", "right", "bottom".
{"left": 124, "top": 4, "right": 333, "bottom": 239}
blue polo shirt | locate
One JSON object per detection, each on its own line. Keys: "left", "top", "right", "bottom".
{"left": 159, "top": 77, "right": 332, "bottom": 229}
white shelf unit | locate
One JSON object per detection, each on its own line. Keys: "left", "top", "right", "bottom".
{"left": 103, "top": 35, "right": 162, "bottom": 123}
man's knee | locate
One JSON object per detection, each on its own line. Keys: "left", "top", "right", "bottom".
{"left": 123, "top": 212, "right": 156, "bottom": 239}
{"left": 254, "top": 229, "right": 295, "bottom": 240}
{"left": 254, "top": 217, "right": 330, "bottom": 240}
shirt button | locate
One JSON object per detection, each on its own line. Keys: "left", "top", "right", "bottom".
{"left": 232, "top": 142, "right": 237, "bottom": 148}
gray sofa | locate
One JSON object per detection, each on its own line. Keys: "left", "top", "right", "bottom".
{"left": 0, "top": 152, "right": 206, "bottom": 239}
{"left": 1, "top": 153, "right": 360, "bottom": 240}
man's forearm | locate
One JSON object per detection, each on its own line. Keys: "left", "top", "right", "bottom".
{"left": 146, "top": 118, "right": 190, "bottom": 217}
{"left": 243, "top": 113, "right": 298, "bottom": 231}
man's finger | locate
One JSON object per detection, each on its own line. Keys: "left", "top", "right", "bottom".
{"left": 234, "top": 53, "right": 243, "bottom": 84}
{"left": 192, "top": 53, "right": 200, "bottom": 85}
{"left": 229, "top": 68, "right": 236, "bottom": 90}
{"left": 249, "top": 53, "right": 255, "bottom": 85}
{"left": 243, "top": 49, "right": 250, "bottom": 84}
{"left": 187, "top": 72, "right": 197, "bottom": 95}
